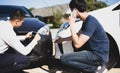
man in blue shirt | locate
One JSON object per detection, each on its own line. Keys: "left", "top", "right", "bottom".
{"left": 60, "top": 0, "right": 109, "bottom": 73}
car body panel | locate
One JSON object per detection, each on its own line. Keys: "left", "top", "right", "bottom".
{"left": 15, "top": 18, "right": 45, "bottom": 35}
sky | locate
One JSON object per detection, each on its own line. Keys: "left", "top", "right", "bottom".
{"left": 0, "top": 0, "right": 120, "bottom": 9}
{"left": 98, "top": 0, "right": 120, "bottom": 5}
{"left": 0, "top": 0, "right": 71, "bottom": 9}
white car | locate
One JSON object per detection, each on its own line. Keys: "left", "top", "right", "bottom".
{"left": 54, "top": 1, "right": 120, "bottom": 70}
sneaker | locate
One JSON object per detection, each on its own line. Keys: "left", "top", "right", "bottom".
{"left": 95, "top": 66, "right": 108, "bottom": 73}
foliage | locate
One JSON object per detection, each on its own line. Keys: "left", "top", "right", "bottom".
{"left": 86, "top": 0, "right": 107, "bottom": 11}
{"left": 50, "top": 10, "right": 63, "bottom": 28}
{"left": 29, "top": 7, "right": 35, "bottom": 11}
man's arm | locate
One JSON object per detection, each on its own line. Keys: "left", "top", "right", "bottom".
{"left": 68, "top": 13, "right": 90, "bottom": 49}
{"left": 54, "top": 36, "right": 72, "bottom": 43}
{"left": 17, "top": 32, "right": 33, "bottom": 41}
{"left": 17, "top": 36, "right": 26, "bottom": 41}
{"left": 2, "top": 29, "right": 38, "bottom": 55}
{"left": 70, "top": 25, "right": 90, "bottom": 49}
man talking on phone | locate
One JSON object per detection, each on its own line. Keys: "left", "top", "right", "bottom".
{"left": 60, "top": 0, "right": 109, "bottom": 73}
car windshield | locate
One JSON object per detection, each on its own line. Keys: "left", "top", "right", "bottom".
{"left": 0, "top": 6, "right": 33, "bottom": 20}
{"left": 113, "top": 4, "right": 120, "bottom": 10}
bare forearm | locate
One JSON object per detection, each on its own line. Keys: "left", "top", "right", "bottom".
{"left": 70, "top": 25, "right": 79, "bottom": 45}
{"left": 54, "top": 36, "right": 72, "bottom": 43}
{"left": 70, "top": 25, "right": 89, "bottom": 48}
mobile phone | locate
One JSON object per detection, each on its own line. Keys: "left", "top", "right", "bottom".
{"left": 32, "top": 31, "right": 36, "bottom": 35}
{"left": 71, "top": 9, "right": 76, "bottom": 18}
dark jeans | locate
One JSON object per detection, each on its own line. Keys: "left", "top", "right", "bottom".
{"left": 0, "top": 49, "right": 30, "bottom": 73}
{"left": 60, "top": 50, "right": 104, "bottom": 72}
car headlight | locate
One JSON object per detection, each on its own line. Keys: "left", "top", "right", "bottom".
{"left": 37, "top": 25, "right": 50, "bottom": 35}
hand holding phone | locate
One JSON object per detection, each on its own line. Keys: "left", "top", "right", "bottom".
{"left": 68, "top": 9, "right": 76, "bottom": 27}
{"left": 34, "top": 33, "right": 41, "bottom": 42}
{"left": 71, "top": 9, "right": 76, "bottom": 18}
{"left": 32, "top": 31, "right": 36, "bottom": 36}
{"left": 25, "top": 31, "right": 33, "bottom": 39}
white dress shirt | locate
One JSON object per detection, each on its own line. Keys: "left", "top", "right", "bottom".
{"left": 0, "top": 20, "right": 37, "bottom": 55}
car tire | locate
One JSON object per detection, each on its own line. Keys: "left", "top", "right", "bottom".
{"left": 106, "top": 33, "right": 119, "bottom": 70}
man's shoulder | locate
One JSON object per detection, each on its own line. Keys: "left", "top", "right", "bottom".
{"left": 0, "top": 20, "right": 10, "bottom": 27}
{"left": 0, "top": 20, "right": 12, "bottom": 32}
{"left": 0, "top": 20, "right": 7, "bottom": 23}
{"left": 0, "top": 20, "right": 8, "bottom": 25}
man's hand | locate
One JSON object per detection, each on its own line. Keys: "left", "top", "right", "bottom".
{"left": 34, "top": 33, "right": 41, "bottom": 42}
{"left": 54, "top": 36, "right": 71, "bottom": 43}
{"left": 68, "top": 9, "right": 77, "bottom": 26}
{"left": 25, "top": 31, "right": 32, "bottom": 39}
{"left": 54, "top": 37, "right": 64, "bottom": 43}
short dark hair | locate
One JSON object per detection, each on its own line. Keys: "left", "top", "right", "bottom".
{"left": 10, "top": 9, "right": 24, "bottom": 21}
{"left": 69, "top": 0, "right": 86, "bottom": 12}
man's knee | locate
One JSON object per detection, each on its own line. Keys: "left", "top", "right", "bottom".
{"left": 60, "top": 54, "right": 69, "bottom": 63}
{"left": 13, "top": 54, "right": 30, "bottom": 67}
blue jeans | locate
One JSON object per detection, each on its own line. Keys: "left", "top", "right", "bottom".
{"left": 60, "top": 50, "right": 103, "bottom": 72}
{"left": 0, "top": 49, "right": 30, "bottom": 73}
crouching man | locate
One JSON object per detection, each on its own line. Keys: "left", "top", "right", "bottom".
{"left": 60, "top": 0, "right": 109, "bottom": 73}
{"left": 0, "top": 10, "right": 41, "bottom": 72}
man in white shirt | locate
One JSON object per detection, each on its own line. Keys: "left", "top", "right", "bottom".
{"left": 0, "top": 10, "right": 41, "bottom": 72}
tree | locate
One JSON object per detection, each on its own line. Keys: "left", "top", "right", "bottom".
{"left": 86, "top": 0, "right": 107, "bottom": 11}
{"left": 29, "top": 7, "right": 35, "bottom": 11}
{"left": 52, "top": 10, "right": 63, "bottom": 28}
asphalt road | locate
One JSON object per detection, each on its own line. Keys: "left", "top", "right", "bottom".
{"left": 23, "top": 61, "right": 120, "bottom": 73}
{"left": 24, "top": 68, "right": 120, "bottom": 73}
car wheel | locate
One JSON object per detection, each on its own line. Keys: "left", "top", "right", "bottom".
{"left": 106, "top": 33, "right": 119, "bottom": 70}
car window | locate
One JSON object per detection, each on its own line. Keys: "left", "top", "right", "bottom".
{"left": 0, "top": 14, "right": 9, "bottom": 18}
{"left": 21, "top": 7, "right": 33, "bottom": 17}
{"left": 113, "top": 4, "right": 120, "bottom": 11}
{"left": 0, "top": 13, "right": 9, "bottom": 20}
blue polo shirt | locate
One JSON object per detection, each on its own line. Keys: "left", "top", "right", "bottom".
{"left": 81, "top": 15, "right": 109, "bottom": 63}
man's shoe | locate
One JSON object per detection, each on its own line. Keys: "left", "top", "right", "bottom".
{"left": 95, "top": 66, "right": 108, "bottom": 73}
